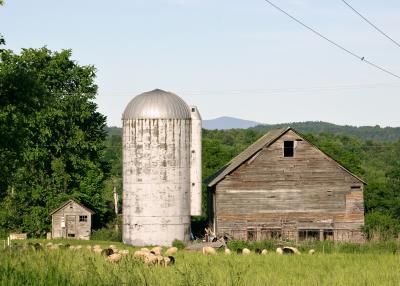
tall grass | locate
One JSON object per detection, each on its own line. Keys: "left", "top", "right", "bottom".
{"left": 1, "top": 240, "right": 400, "bottom": 286}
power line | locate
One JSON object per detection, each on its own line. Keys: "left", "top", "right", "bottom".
{"left": 341, "top": 0, "right": 400, "bottom": 49}
{"left": 263, "top": 0, "right": 400, "bottom": 80}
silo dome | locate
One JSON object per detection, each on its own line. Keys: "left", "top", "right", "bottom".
{"left": 122, "top": 89, "right": 202, "bottom": 247}
{"left": 122, "top": 89, "right": 191, "bottom": 120}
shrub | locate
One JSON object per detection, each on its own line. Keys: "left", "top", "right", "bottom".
{"left": 172, "top": 239, "right": 185, "bottom": 250}
{"left": 91, "top": 227, "right": 121, "bottom": 242}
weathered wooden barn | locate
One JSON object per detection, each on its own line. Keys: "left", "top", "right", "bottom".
{"left": 50, "top": 199, "right": 94, "bottom": 240}
{"left": 206, "top": 127, "right": 365, "bottom": 243}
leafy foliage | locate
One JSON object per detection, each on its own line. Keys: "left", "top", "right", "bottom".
{"left": 0, "top": 48, "right": 111, "bottom": 236}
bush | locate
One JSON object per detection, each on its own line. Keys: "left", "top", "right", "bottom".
{"left": 91, "top": 227, "right": 121, "bottom": 242}
{"left": 172, "top": 239, "right": 185, "bottom": 250}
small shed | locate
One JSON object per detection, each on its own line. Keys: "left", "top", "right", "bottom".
{"left": 50, "top": 199, "right": 94, "bottom": 240}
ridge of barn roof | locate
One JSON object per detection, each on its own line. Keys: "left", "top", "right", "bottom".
{"left": 50, "top": 199, "right": 95, "bottom": 215}
{"left": 205, "top": 127, "right": 366, "bottom": 187}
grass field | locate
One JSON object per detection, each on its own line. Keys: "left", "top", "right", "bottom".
{"left": 1, "top": 240, "right": 400, "bottom": 286}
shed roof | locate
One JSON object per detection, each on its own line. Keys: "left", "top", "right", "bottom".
{"left": 50, "top": 199, "right": 95, "bottom": 215}
{"left": 205, "top": 127, "right": 366, "bottom": 187}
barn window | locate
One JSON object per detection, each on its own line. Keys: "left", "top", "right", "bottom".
{"left": 79, "top": 215, "right": 88, "bottom": 222}
{"left": 67, "top": 234, "right": 75, "bottom": 238}
{"left": 323, "top": 229, "right": 334, "bottom": 241}
{"left": 69, "top": 203, "right": 73, "bottom": 209}
{"left": 191, "top": 107, "right": 196, "bottom": 112}
{"left": 284, "top": 141, "right": 294, "bottom": 157}
{"left": 260, "top": 228, "right": 282, "bottom": 240}
{"left": 298, "top": 229, "right": 319, "bottom": 241}
{"left": 247, "top": 228, "right": 257, "bottom": 241}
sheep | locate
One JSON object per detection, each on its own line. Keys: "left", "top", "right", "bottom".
{"left": 140, "top": 247, "right": 150, "bottom": 252}
{"left": 134, "top": 250, "right": 150, "bottom": 260}
{"left": 120, "top": 249, "right": 129, "bottom": 256}
{"left": 282, "top": 247, "right": 301, "bottom": 255}
{"left": 48, "top": 244, "right": 59, "bottom": 251}
{"left": 101, "top": 248, "right": 114, "bottom": 256}
{"left": 165, "top": 247, "right": 178, "bottom": 256}
{"left": 309, "top": 249, "right": 316, "bottom": 255}
{"left": 93, "top": 247, "right": 103, "bottom": 254}
{"left": 276, "top": 247, "right": 283, "bottom": 255}
{"left": 224, "top": 248, "right": 231, "bottom": 255}
{"left": 151, "top": 246, "right": 162, "bottom": 256}
{"left": 163, "top": 256, "right": 175, "bottom": 266}
{"left": 46, "top": 242, "right": 53, "bottom": 248}
{"left": 143, "top": 253, "right": 158, "bottom": 266}
{"left": 261, "top": 249, "right": 268, "bottom": 255}
{"left": 86, "top": 245, "right": 92, "bottom": 251}
{"left": 242, "top": 248, "right": 251, "bottom": 255}
{"left": 93, "top": 244, "right": 101, "bottom": 249}
{"left": 202, "top": 246, "right": 216, "bottom": 255}
{"left": 107, "top": 253, "right": 122, "bottom": 263}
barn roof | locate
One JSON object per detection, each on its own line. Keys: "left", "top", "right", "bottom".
{"left": 50, "top": 199, "right": 95, "bottom": 215}
{"left": 205, "top": 127, "right": 366, "bottom": 187}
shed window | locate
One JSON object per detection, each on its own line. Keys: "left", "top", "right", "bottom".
{"left": 247, "top": 229, "right": 257, "bottom": 241}
{"left": 260, "top": 228, "right": 282, "bottom": 240}
{"left": 284, "top": 141, "right": 294, "bottom": 157}
{"left": 79, "top": 215, "right": 88, "bottom": 222}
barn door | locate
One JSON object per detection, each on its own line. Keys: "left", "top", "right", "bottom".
{"left": 66, "top": 215, "right": 76, "bottom": 238}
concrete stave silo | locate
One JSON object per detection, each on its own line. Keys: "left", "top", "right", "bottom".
{"left": 122, "top": 89, "right": 201, "bottom": 246}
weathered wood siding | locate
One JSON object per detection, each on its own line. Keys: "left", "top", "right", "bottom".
{"left": 52, "top": 201, "right": 92, "bottom": 240}
{"left": 213, "top": 130, "right": 364, "bottom": 243}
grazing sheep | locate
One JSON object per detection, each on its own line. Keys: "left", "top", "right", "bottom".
{"left": 48, "top": 244, "right": 59, "bottom": 251}
{"left": 202, "top": 246, "right": 216, "bottom": 255}
{"left": 34, "top": 243, "right": 43, "bottom": 251}
{"left": 107, "top": 253, "right": 122, "bottom": 263}
{"left": 309, "top": 249, "right": 316, "bottom": 255}
{"left": 151, "top": 246, "right": 162, "bottom": 255}
{"left": 255, "top": 248, "right": 262, "bottom": 254}
{"left": 86, "top": 245, "right": 92, "bottom": 250}
{"left": 236, "top": 248, "right": 243, "bottom": 255}
{"left": 93, "top": 247, "right": 103, "bottom": 254}
{"left": 134, "top": 250, "right": 150, "bottom": 260}
{"left": 242, "top": 248, "right": 251, "bottom": 255}
{"left": 101, "top": 248, "right": 114, "bottom": 256}
{"left": 109, "top": 245, "right": 116, "bottom": 249}
{"left": 93, "top": 244, "right": 101, "bottom": 249}
{"left": 282, "top": 247, "right": 301, "bottom": 255}
{"left": 143, "top": 253, "right": 158, "bottom": 266}
{"left": 141, "top": 247, "right": 150, "bottom": 252}
{"left": 276, "top": 247, "right": 283, "bottom": 255}
{"left": 120, "top": 249, "right": 129, "bottom": 256}
{"left": 165, "top": 247, "right": 178, "bottom": 256}
{"left": 46, "top": 242, "right": 53, "bottom": 248}
{"left": 163, "top": 256, "right": 175, "bottom": 266}
{"left": 224, "top": 248, "right": 231, "bottom": 255}
{"left": 261, "top": 249, "right": 268, "bottom": 255}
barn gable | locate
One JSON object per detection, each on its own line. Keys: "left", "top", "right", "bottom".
{"left": 206, "top": 127, "right": 365, "bottom": 188}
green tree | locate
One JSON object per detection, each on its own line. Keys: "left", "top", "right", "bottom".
{"left": 0, "top": 48, "right": 110, "bottom": 236}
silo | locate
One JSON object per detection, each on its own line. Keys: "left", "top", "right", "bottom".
{"left": 189, "top": 106, "right": 202, "bottom": 216}
{"left": 122, "top": 89, "right": 192, "bottom": 246}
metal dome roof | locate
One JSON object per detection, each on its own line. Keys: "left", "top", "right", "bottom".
{"left": 122, "top": 89, "right": 191, "bottom": 120}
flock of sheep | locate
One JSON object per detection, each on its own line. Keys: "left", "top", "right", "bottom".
{"left": 9, "top": 242, "right": 315, "bottom": 267}
{"left": 202, "top": 246, "right": 315, "bottom": 256}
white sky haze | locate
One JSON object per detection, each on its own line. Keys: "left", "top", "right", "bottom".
{"left": 1, "top": 0, "right": 400, "bottom": 127}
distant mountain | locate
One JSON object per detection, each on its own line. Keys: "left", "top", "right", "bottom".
{"left": 203, "top": 116, "right": 261, "bottom": 130}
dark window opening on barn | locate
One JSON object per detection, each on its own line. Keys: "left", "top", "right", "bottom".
{"left": 191, "top": 107, "right": 196, "bottom": 112}
{"left": 323, "top": 229, "right": 334, "bottom": 241}
{"left": 67, "top": 234, "right": 75, "bottom": 238}
{"left": 247, "top": 229, "right": 257, "bottom": 241}
{"left": 260, "top": 228, "right": 282, "bottom": 240}
{"left": 298, "top": 229, "right": 319, "bottom": 241}
{"left": 351, "top": 186, "right": 361, "bottom": 190}
{"left": 284, "top": 141, "right": 294, "bottom": 157}
{"left": 79, "top": 215, "right": 88, "bottom": 222}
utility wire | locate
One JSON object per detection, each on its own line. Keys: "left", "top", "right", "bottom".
{"left": 341, "top": 0, "right": 400, "bottom": 49}
{"left": 263, "top": 0, "right": 400, "bottom": 80}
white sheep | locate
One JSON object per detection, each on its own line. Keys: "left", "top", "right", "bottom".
{"left": 242, "top": 248, "right": 251, "bottom": 255}
{"left": 224, "top": 248, "right": 231, "bottom": 255}
{"left": 120, "top": 249, "right": 129, "bottom": 256}
{"left": 165, "top": 247, "right": 178, "bottom": 256}
{"left": 202, "top": 246, "right": 216, "bottom": 255}
{"left": 151, "top": 246, "right": 162, "bottom": 255}
{"left": 276, "top": 247, "right": 283, "bottom": 255}
{"left": 309, "top": 249, "right": 316, "bottom": 255}
{"left": 283, "top": 247, "right": 301, "bottom": 255}
{"left": 107, "top": 253, "right": 122, "bottom": 263}
{"left": 261, "top": 249, "right": 268, "bottom": 255}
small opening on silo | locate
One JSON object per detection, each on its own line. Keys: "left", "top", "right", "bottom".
{"left": 192, "top": 150, "right": 195, "bottom": 153}
{"left": 191, "top": 107, "right": 195, "bottom": 112}
{"left": 192, "top": 183, "right": 195, "bottom": 186}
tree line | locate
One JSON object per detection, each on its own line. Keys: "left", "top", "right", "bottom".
{"left": 1, "top": 46, "right": 399, "bottom": 239}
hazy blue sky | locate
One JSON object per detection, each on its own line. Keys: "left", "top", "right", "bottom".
{"left": 1, "top": 0, "right": 400, "bottom": 127}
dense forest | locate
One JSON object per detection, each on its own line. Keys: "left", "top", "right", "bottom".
{"left": 1, "top": 46, "right": 399, "bottom": 240}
